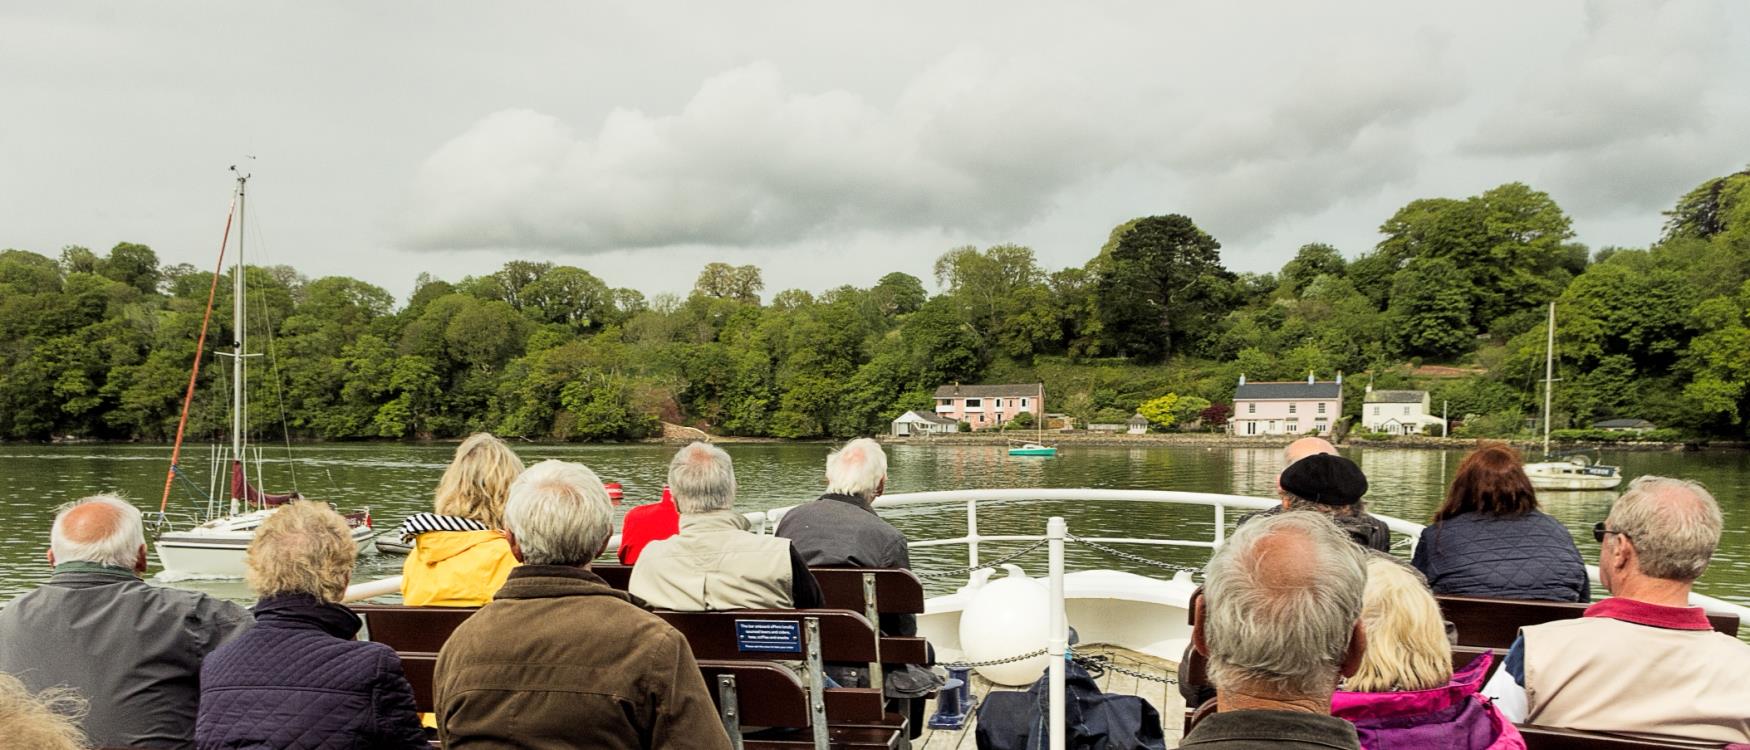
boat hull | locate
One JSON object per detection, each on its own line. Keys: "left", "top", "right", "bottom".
{"left": 157, "top": 511, "right": 377, "bottom": 578}
{"left": 1525, "top": 461, "right": 1623, "bottom": 491}
{"left": 1008, "top": 447, "right": 1057, "bottom": 456}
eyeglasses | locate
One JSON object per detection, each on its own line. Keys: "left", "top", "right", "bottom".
{"left": 1593, "top": 521, "right": 1632, "bottom": 543}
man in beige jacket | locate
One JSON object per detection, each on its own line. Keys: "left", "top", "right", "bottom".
{"left": 631, "top": 442, "right": 821, "bottom": 611}
{"left": 1483, "top": 475, "right": 1750, "bottom": 745}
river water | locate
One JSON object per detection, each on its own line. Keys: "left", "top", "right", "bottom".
{"left": 2, "top": 443, "right": 1748, "bottom": 606}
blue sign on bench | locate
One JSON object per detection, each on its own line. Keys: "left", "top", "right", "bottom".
{"left": 736, "top": 619, "right": 803, "bottom": 653}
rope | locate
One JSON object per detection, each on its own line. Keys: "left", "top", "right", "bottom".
{"left": 246, "top": 208, "right": 300, "bottom": 495}
{"left": 159, "top": 187, "right": 238, "bottom": 514}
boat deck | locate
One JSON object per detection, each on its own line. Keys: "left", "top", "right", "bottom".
{"left": 918, "top": 645, "right": 1184, "bottom": 749}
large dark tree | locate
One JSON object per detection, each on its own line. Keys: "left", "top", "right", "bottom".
{"left": 1091, "top": 215, "right": 1235, "bottom": 362}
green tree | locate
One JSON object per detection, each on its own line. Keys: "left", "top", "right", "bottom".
{"left": 1091, "top": 215, "right": 1235, "bottom": 361}
{"left": 693, "top": 262, "right": 764, "bottom": 303}
{"left": 1388, "top": 256, "right": 1476, "bottom": 358}
{"left": 1137, "top": 393, "right": 1180, "bottom": 430}
{"left": 1279, "top": 243, "right": 1346, "bottom": 296}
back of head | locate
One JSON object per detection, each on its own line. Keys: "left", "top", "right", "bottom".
{"left": 668, "top": 442, "right": 736, "bottom": 515}
{"left": 1284, "top": 437, "right": 1337, "bottom": 465}
{"left": 1608, "top": 475, "right": 1723, "bottom": 582}
{"left": 50, "top": 493, "right": 144, "bottom": 569}
{"left": 1278, "top": 453, "right": 1368, "bottom": 508}
{"left": 245, "top": 500, "right": 357, "bottom": 603}
{"left": 1436, "top": 442, "right": 1537, "bottom": 521}
{"left": 0, "top": 673, "right": 87, "bottom": 750}
{"left": 825, "top": 438, "right": 888, "bottom": 499}
{"left": 1202, "top": 511, "right": 1367, "bottom": 698}
{"left": 504, "top": 460, "right": 613, "bottom": 566}
{"left": 1347, "top": 557, "right": 1452, "bottom": 693}
{"left": 435, "top": 432, "right": 525, "bottom": 529}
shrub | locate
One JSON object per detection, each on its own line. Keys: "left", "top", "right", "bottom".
{"left": 1549, "top": 428, "right": 1683, "bottom": 444}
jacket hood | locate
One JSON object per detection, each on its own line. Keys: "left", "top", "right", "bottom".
{"left": 1333, "top": 650, "right": 1492, "bottom": 719}
{"left": 411, "top": 528, "right": 509, "bottom": 564}
{"left": 251, "top": 593, "right": 362, "bottom": 640}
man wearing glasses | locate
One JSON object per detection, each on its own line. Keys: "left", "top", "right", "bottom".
{"left": 1482, "top": 476, "right": 1750, "bottom": 745}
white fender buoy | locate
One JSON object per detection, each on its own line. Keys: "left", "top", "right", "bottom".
{"left": 957, "top": 564, "right": 1052, "bottom": 686}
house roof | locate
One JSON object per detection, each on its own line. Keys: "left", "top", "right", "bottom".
{"left": 895, "top": 410, "right": 956, "bottom": 424}
{"left": 1593, "top": 418, "right": 1656, "bottom": 429}
{"left": 934, "top": 383, "right": 1043, "bottom": 399}
{"left": 1234, "top": 381, "right": 1342, "bottom": 400}
{"left": 1127, "top": 413, "right": 1149, "bottom": 424}
{"left": 1364, "top": 390, "right": 1427, "bottom": 404}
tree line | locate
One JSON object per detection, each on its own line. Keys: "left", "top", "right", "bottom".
{"left": 2, "top": 165, "right": 1748, "bottom": 443}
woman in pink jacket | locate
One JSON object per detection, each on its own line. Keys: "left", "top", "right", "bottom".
{"left": 1332, "top": 556, "right": 1525, "bottom": 750}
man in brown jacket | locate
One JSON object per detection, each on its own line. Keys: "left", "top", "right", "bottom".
{"left": 434, "top": 460, "right": 732, "bottom": 750}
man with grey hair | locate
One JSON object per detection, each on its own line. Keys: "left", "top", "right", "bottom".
{"left": 0, "top": 494, "right": 251, "bottom": 748}
{"left": 1181, "top": 512, "right": 1368, "bottom": 749}
{"left": 777, "top": 437, "right": 912, "bottom": 635}
{"left": 434, "top": 460, "right": 731, "bottom": 750}
{"left": 1484, "top": 476, "right": 1750, "bottom": 744}
{"left": 630, "top": 442, "right": 821, "bottom": 610}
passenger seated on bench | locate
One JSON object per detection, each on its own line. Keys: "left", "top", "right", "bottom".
{"left": 1484, "top": 476, "right": 1750, "bottom": 744}
{"left": 399, "top": 432, "right": 525, "bottom": 607}
{"left": 196, "top": 501, "right": 427, "bottom": 749}
{"left": 1182, "top": 512, "right": 1369, "bottom": 750}
{"left": 1332, "top": 557, "right": 1524, "bottom": 750}
{"left": 1236, "top": 444, "right": 1392, "bottom": 553}
{"left": 631, "top": 442, "right": 822, "bottom": 610}
{"left": 0, "top": 672, "right": 87, "bottom": 750}
{"left": 433, "top": 460, "right": 731, "bottom": 750}
{"left": 0, "top": 494, "right": 251, "bottom": 748}
{"left": 1412, "top": 442, "right": 1588, "bottom": 602}
{"left": 617, "top": 485, "right": 678, "bottom": 565}
{"left": 778, "top": 438, "right": 914, "bottom": 636}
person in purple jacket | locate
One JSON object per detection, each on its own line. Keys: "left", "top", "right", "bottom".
{"left": 195, "top": 501, "right": 427, "bottom": 749}
{"left": 1333, "top": 556, "right": 1525, "bottom": 750}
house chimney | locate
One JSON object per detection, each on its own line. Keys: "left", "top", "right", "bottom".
{"left": 1336, "top": 371, "right": 1343, "bottom": 385}
{"left": 1238, "top": 373, "right": 1246, "bottom": 386}
{"left": 1307, "top": 372, "right": 1315, "bottom": 385}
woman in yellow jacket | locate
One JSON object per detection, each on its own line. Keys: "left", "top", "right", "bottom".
{"left": 398, "top": 433, "right": 524, "bottom": 607}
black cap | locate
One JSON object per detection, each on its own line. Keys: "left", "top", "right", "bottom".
{"left": 1279, "top": 453, "right": 1367, "bottom": 506}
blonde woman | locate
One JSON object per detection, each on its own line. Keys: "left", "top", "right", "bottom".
{"left": 196, "top": 501, "right": 427, "bottom": 749}
{"left": 399, "top": 433, "right": 525, "bottom": 606}
{"left": 0, "top": 673, "right": 87, "bottom": 750}
{"left": 1332, "top": 557, "right": 1525, "bottom": 749}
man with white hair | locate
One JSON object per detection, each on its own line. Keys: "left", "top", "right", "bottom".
{"left": 433, "top": 460, "right": 730, "bottom": 750}
{"left": 1181, "top": 512, "right": 1369, "bottom": 749}
{"left": 0, "top": 494, "right": 251, "bottom": 748}
{"left": 630, "top": 442, "right": 821, "bottom": 610}
{"left": 776, "top": 438, "right": 913, "bottom": 635}
{"left": 1483, "top": 476, "right": 1750, "bottom": 744}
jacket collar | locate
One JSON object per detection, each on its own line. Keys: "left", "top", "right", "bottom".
{"left": 51, "top": 561, "right": 139, "bottom": 579}
{"left": 495, "top": 564, "right": 648, "bottom": 608}
{"left": 1584, "top": 596, "right": 1714, "bottom": 631}
{"left": 819, "top": 492, "right": 877, "bottom": 514}
{"left": 252, "top": 593, "right": 362, "bottom": 639}
{"left": 1333, "top": 650, "right": 1493, "bottom": 719}
{"left": 1183, "top": 708, "right": 1360, "bottom": 748}
{"left": 679, "top": 509, "right": 752, "bottom": 533}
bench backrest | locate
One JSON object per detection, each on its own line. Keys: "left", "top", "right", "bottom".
{"left": 1436, "top": 595, "right": 1741, "bottom": 649}
{"left": 588, "top": 564, "right": 925, "bottom": 614}
{"left": 1518, "top": 724, "right": 1731, "bottom": 749}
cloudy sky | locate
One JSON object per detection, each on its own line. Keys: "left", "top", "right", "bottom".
{"left": 3, "top": 1, "right": 1747, "bottom": 301}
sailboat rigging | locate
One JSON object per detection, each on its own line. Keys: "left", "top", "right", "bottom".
{"left": 153, "top": 171, "right": 377, "bottom": 578}
{"left": 1523, "top": 301, "right": 1623, "bottom": 491}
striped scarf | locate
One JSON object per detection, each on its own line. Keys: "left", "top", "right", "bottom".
{"left": 396, "top": 512, "right": 491, "bottom": 543}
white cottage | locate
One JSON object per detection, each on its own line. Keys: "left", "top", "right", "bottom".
{"left": 1362, "top": 388, "right": 1446, "bottom": 435}
{"left": 891, "top": 409, "right": 958, "bottom": 437}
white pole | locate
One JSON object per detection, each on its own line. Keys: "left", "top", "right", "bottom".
{"left": 230, "top": 175, "right": 247, "bottom": 516}
{"left": 1047, "top": 516, "right": 1066, "bottom": 750}
{"left": 1543, "top": 301, "right": 1555, "bottom": 457}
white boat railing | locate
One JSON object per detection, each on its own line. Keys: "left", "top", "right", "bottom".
{"left": 342, "top": 487, "right": 1750, "bottom": 623}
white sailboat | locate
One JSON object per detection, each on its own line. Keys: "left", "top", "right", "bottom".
{"left": 1524, "top": 302, "right": 1623, "bottom": 491}
{"left": 153, "top": 171, "right": 376, "bottom": 578}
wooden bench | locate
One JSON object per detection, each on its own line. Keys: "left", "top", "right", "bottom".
{"left": 353, "top": 604, "right": 904, "bottom": 749}
{"left": 1518, "top": 724, "right": 1735, "bottom": 749}
{"left": 1435, "top": 594, "right": 1741, "bottom": 650}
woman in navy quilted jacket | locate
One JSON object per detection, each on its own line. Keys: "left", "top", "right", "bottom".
{"left": 196, "top": 501, "right": 427, "bottom": 749}
{"left": 1411, "top": 442, "right": 1590, "bottom": 602}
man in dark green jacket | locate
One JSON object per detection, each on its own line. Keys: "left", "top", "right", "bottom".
{"left": 0, "top": 494, "right": 251, "bottom": 748}
{"left": 434, "top": 460, "right": 730, "bottom": 750}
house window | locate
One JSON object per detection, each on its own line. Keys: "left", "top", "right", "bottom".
{"left": 966, "top": 398, "right": 981, "bottom": 408}
{"left": 1287, "top": 419, "right": 1299, "bottom": 431}
{"left": 1372, "top": 406, "right": 1380, "bottom": 416}
{"left": 1021, "top": 398, "right": 1029, "bottom": 408}
{"left": 1247, "top": 403, "right": 1256, "bottom": 414}
{"left": 1289, "top": 404, "right": 1297, "bottom": 415}
{"left": 1317, "top": 403, "right": 1327, "bottom": 414}
{"left": 1315, "top": 421, "right": 1327, "bottom": 433}
{"left": 1404, "top": 406, "right": 1412, "bottom": 415}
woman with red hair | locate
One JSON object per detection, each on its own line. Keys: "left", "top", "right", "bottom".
{"left": 1411, "top": 442, "right": 1590, "bottom": 602}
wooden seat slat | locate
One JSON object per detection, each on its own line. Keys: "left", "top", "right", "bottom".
{"left": 590, "top": 564, "right": 925, "bottom": 616}
{"left": 1518, "top": 724, "right": 1729, "bottom": 749}
{"left": 1436, "top": 594, "right": 1740, "bottom": 650}
{"left": 656, "top": 609, "right": 880, "bottom": 662}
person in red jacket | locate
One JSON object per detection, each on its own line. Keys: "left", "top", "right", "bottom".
{"left": 617, "top": 486, "right": 679, "bottom": 565}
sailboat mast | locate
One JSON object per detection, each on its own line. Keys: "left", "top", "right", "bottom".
{"left": 1542, "top": 301, "right": 1555, "bottom": 457}
{"left": 231, "top": 174, "right": 248, "bottom": 505}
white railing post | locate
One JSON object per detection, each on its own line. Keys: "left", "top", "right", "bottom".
{"left": 1213, "top": 502, "right": 1226, "bottom": 549}
{"left": 1047, "top": 516, "right": 1066, "bottom": 750}
{"left": 966, "top": 499, "right": 981, "bottom": 571}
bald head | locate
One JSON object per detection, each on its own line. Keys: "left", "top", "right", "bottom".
{"left": 668, "top": 442, "right": 737, "bottom": 514}
{"left": 1284, "top": 437, "right": 1337, "bottom": 465}
{"left": 49, "top": 494, "right": 146, "bottom": 572}
{"left": 1607, "top": 476, "right": 1722, "bottom": 582}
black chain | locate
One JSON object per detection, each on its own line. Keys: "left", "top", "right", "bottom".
{"left": 916, "top": 538, "right": 1050, "bottom": 579}
{"left": 938, "top": 649, "right": 1049, "bottom": 669}
{"left": 1072, "top": 653, "right": 1178, "bottom": 685}
{"left": 1065, "top": 534, "right": 1205, "bottom": 574}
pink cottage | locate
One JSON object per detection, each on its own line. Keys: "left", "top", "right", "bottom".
{"left": 934, "top": 383, "right": 1045, "bottom": 429}
{"left": 1230, "top": 373, "right": 1343, "bottom": 436}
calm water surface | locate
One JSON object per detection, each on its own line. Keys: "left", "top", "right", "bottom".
{"left": 2, "top": 443, "right": 1748, "bottom": 606}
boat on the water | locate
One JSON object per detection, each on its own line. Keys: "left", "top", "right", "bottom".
{"left": 1526, "top": 301, "right": 1623, "bottom": 490}
{"left": 153, "top": 171, "right": 376, "bottom": 578}
{"left": 1007, "top": 443, "right": 1057, "bottom": 457}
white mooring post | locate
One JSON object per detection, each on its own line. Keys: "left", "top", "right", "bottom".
{"left": 1047, "top": 516, "right": 1067, "bottom": 750}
